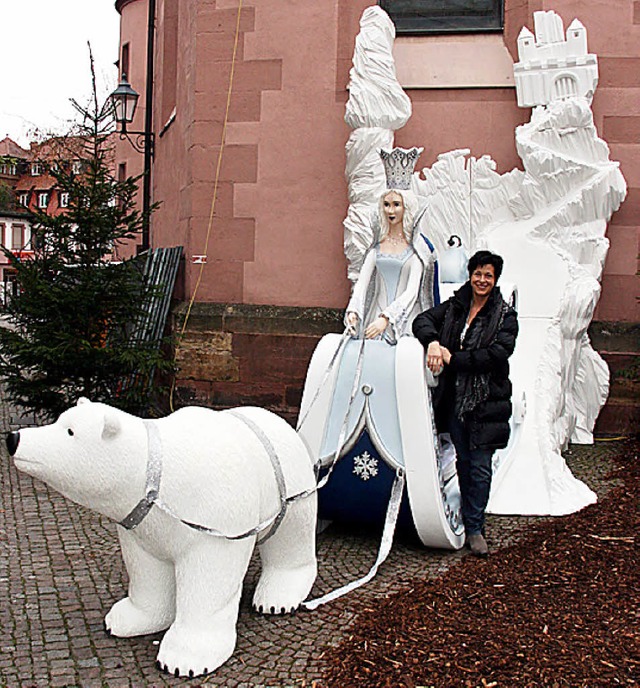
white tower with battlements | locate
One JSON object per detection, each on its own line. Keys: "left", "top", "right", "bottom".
{"left": 514, "top": 11, "right": 598, "bottom": 108}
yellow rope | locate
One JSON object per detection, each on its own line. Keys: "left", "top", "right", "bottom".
{"left": 594, "top": 436, "right": 631, "bottom": 442}
{"left": 169, "top": 0, "right": 244, "bottom": 411}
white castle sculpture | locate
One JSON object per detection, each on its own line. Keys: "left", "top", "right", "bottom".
{"left": 515, "top": 11, "right": 598, "bottom": 107}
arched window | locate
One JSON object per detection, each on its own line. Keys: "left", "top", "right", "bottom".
{"left": 553, "top": 74, "right": 578, "bottom": 100}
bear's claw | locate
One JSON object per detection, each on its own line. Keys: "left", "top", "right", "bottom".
{"left": 156, "top": 625, "right": 234, "bottom": 678}
{"left": 253, "top": 602, "right": 298, "bottom": 615}
{"left": 252, "top": 563, "right": 317, "bottom": 615}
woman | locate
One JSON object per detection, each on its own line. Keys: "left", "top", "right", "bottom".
{"left": 412, "top": 250, "right": 518, "bottom": 557}
{"left": 346, "top": 187, "right": 437, "bottom": 342}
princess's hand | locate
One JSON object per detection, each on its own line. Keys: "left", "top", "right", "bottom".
{"left": 364, "top": 315, "right": 389, "bottom": 339}
{"left": 346, "top": 311, "right": 359, "bottom": 336}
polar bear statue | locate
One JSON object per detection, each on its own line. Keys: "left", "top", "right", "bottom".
{"left": 6, "top": 399, "right": 318, "bottom": 678}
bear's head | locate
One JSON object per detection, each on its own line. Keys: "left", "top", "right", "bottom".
{"left": 7, "top": 398, "right": 148, "bottom": 519}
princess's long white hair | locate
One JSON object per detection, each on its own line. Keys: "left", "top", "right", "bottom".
{"left": 377, "top": 188, "right": 420, "bottom": 244}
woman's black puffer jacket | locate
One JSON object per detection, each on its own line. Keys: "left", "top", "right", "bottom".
{"left": 412, "top": 282, "right": 519, "bottom": 451}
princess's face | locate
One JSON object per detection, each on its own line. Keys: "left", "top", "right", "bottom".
{"left": 383, "top": 191, "right": 404, "bottom": 227}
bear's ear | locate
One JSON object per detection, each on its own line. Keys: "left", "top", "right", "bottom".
{"left": 77, "top": 397, "right": 91, "bottom": 406}
{"left": 102, "top": 409, "right": 121, "bottom": 439}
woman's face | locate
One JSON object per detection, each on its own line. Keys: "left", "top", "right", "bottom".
{"left": 470, "top": 263, "right": 496, "bottom": 299}
{"left": 383, "top": 192, "right": 404, "bottom": 227}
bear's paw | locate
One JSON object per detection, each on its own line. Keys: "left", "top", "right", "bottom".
{"left": 252, "top": 563, "right": 317, "bottom": 614}
{"left": 105, "top": 597, "right": 174, "bottom": 637}
{"left": 156, "top": 624, "right": 235, "bottom": 678}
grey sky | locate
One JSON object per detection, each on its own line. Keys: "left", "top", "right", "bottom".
{"left": 0, "top": 0, "right": 120, "bottom": 148}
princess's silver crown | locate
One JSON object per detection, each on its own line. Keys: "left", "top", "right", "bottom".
{"left": 380, "top": 146, "right": 423, "bottom": 190}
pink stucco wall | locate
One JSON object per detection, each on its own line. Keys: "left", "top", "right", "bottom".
{"left": 114, "top": 0, "right": 148, "bottom": 236}
{"left": 117, "top": 0, "right": 639, "bottom": 322}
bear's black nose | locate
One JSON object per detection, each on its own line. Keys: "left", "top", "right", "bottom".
{"left": 6, "top": 431, "right": 20, "bottom": 457}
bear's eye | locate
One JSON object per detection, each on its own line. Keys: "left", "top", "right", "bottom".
{"left": 67, "top": 428, "right": 74, "bottom": 436}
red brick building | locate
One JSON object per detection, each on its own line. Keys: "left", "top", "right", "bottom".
{"left": 0, "top": 137, "right": 33, "bottom": 299}
{"left": 0, "top": 137, "right": 91, "bottom": 299}
{"left": 114, "top": 1, "right": 638, "bottom": 426}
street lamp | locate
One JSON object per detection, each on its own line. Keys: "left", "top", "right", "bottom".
{"left": 110, "top": 0, "right": 156, "bottom": 253}
{"left": 109, "top": 73, "right": 154, "bottom": 252}
{"left": 110, "top": 75, "right": 140, "bottom": 137}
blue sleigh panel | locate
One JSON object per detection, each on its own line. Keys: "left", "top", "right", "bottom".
{"left": 297, "top": 332, "right": 464, "bottom": 551}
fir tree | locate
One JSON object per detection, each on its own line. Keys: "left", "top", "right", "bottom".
{"left": 0, "top": 55, "right": 168, "bottom": 420}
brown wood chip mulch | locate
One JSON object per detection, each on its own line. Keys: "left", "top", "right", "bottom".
{"left": 320, "top": 440, "right": 639, "bottom": 688}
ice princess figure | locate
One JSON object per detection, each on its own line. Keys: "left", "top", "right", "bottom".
{"left": 298, "top": 148, "right": 464, "bottom": 583}
{"left": 344, "top": 147, "right": 438, "bottom": 344}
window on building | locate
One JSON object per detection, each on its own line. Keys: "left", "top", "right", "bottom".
{"left": 1, "top": 162, "right": 17, "bottom": 175}
{"left": 121, "top": 42, "right": 130, "bottom": 79}
{"left": 59, "top": 191, "right": 69, "bottom": 208}
{"left": 3, "top": 271, "right": 18, "bottom": 305}
{"left": 31, "top": 162, "right": 43, "bottom": 176}
{"left": 37, "top": 192, "right": 49, "bottom": 209}
{"left": 71, "top": 160, "right": 83, "bottom": 174}
{"left": 161, "top": 0, "right": 179, "bottom": 126}
{"left": 379, "top": 1, "right": 504, "bottom": 34}
{"left": 19, "top": 192, "right": 29, "bottom": 207}
{"left": 117, "top": 163, "right": 127, "bottom": 210}
{"left": 12, "top": 224, "right": 25, "bottom": 250}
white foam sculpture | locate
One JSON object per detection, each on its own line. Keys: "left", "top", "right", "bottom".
{"left": 9, "top": 399, "right": 318, "bottom": 677}
{"left": 343, "top": 6, "right": 411, "bottom": 281}
{"left": 343, "top": 7, "right": 626, "bottom": 516}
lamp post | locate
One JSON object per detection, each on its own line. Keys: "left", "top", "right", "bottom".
{"left": 109, "top": 0, "right": 156, "bottom": 253}
{"left": 110, "top": 74, "right": 154, "bottom": 253}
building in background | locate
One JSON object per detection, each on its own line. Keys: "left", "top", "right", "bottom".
{"left": 114, "top": 0, "right": 638, "bottom": 429}
{"left": 0, "top": 136, "right": 113, "bottom": 301}
{"left": 0, "top": 137, "right": 34, "bottom": 301}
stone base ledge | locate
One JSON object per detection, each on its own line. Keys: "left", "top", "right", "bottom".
{"left": 172, "top": 302, "right": 344, "bottom": 423}
{"left": 170, "top": 307, "right": 638, "bottom": 432}
{"left": 173, "top": 302, "right": 344, "bottom": 336}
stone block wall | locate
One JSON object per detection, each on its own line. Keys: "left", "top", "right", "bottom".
{"left": 172, "top": 307, "right": 638, "bottom": 436}
{"left": 172, "top": 303, "right": 343, "bottom": 425}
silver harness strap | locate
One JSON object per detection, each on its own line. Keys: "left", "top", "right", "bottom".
{"left": 303, "top": 468, "right": 405, "bottom": 610}
{"left": 119, "top": 337, "right": 402, "bottom": 609}
{"left": 119, "top": 421, "right": 163, "bottom": 530}
{"left": 299, "top": 332, "right": 406, "bottom": 609}
{"left": 119, "top": 414, "right": 313, "bottom": 542}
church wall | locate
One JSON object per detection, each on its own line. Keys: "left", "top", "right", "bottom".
{"left": 114, "top": 0, "right": 148, "bottom": 251}
{"left": 116, "top": 0, "right": 638, "bottom": 431}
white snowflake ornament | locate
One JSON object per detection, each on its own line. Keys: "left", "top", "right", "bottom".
{"left": 353, "top": 452, "right": 379, "bottom": 481}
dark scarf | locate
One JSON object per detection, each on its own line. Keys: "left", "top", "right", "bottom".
{"left": 441, "top": 284, "right": 509, "bottom": 419}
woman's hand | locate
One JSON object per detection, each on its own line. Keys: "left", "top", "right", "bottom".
{"left": 364, "top": 315, "right": 388, "bottom": 339}
{"left": 426, "top": 341, "right": 444, "bottom": 373}
{"left": 440, "top": 346, "right": 452, "bottom": 365}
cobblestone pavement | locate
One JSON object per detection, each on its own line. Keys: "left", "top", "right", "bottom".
{"left": 0, "top": 388, "right": 627, "bottom": 688}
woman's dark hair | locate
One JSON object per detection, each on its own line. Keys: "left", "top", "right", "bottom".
{"left": 467, "top": 250, "right": 504, "bottom": 281}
